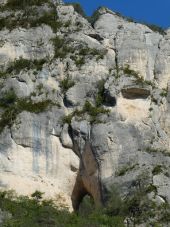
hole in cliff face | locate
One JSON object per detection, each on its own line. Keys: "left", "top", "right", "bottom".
{"left": 78, "top": 194, "right": 95, "bottom": 215}
{"left": 63, "top": 95, "right": 73, "bottom": 107}
{"left": 88, "top": 34, "right": 104, "bottom": 41}
{"left": 104, "top": 91, "right": 117, "bottom": 107}
{"left": 71, "top": 175, "right": 90, "bottom": 211}
{"left": 121, "top": 87, "right": 150, "bottom": 99}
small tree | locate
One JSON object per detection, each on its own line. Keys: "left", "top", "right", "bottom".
{"left": 31, "top": 190, "right": 44, "bottom": 201}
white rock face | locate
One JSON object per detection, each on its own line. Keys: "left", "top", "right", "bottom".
{"left": 117, "top": 96, "right": 150, "bottom": 122}
{"left": 0, "top": 26, "right": 54, "bottom": 66}
{"left": 0, "top": 1, "right": 170, "bottom": 212}
{"left": 0, "top": 111, "right": 79, "bottom": 209}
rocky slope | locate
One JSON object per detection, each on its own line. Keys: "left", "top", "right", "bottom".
{"left": 0, "top": 0, "right": 170, "bottom": 215}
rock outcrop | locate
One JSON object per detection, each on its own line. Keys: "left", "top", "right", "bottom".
{"left": 0, "top": 0, "right": 170, "bottom": 213}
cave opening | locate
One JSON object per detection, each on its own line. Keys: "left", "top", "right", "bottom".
{"left": 78, "top": 194, "right": 95, "bottom": 216}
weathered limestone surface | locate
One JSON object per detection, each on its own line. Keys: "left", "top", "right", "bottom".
{"left": 0, "top": 1, "right": 170, "bottom": 211}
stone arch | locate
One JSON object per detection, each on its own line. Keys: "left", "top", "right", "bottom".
{"left": 71, "top": 173, "right": 89, "bottom": 211}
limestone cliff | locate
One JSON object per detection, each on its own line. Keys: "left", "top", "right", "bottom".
{"left": 0, "top": 0, "right": 170, "bottom": 213}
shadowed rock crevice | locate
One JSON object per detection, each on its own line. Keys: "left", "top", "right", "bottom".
{"left": 104, "top": 91, "right": 117, "bottom": 106}
{"left": 121, "top": 87, "right": 150, "bottom": 99}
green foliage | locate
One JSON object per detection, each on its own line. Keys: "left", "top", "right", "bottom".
{"left": 123, "top": 65, "right": 140, "bottom": 78}
{"left": 6, "top": 57, "right": 46, "bottom": 74}
{"left": 62, "top": 114, "right": 73, "bottom": 125}
{"left": 31, "top": 190, "right": 44, "bottom": 200}
{"left": 0, "top": 71, "right": 8, "bottom": 79}
{"left": 82, "top": 100, "right": 109, "bottom": 119}
{"left": 79, "top": 47, "right": 106, "bottom": 60}
{"left": 145, "top": 184, "right": 157, "bottom": 194}
{"left": 105, "top": 186, "right": 123, "bottom": 216}
{"left": 160, "top": 87, "right": 168, "bottom": 97}
{"left": 0, "top": 89, "right": 55, "bottom": 133}
{"left": 62, "top": 101, "right": 109, "bottom": 125}
{"left": 78, "top": 195, "right": 95, "bottom": 216}
{"left": 17, "top": 98, "right": 54, "bottom": 114}
{"left": 7, "top": 58, "right": 32, "bottom": 73}
{"left": 123, "top": 65, "right": 154, "bottom": 86}
{"left": 0, "top": 105, "right": 19, "bottom": 133}
{"left": 4, "top": 0, "right": 49, "bottom": 10}
{"left": 52, "top": 36, "right": 73, "bottom": 59}
{"left": 0, "top": 5, "right": 62, "bottom": 33}
{"left": 60, "top": 77, "right": 75, "bottom": 93}
{"left": 0, "top": 89, "right": 17, "bottom": 108}
{"left": 145, "top": 146, "right": 168, "bottom": 155}
{"left": 71, "top": 47, "right": 106, "bottom": 68}
{"left": 96, "top": 79, "right": 105, "bottom": 107}
{"left": 71, "top": 55, "right": 85, "bottom": 67}
{"left": 29, "top": 10, "right": 62, "bottom": 33}
{"left": 116, "top": 164, "right": 137, "bottom": 176}
{"left": 159, "top": 203, "right": 170, "bottom": 224}
{"left": 143, "top": 23, "right": 166, "bottom": 35}
{"left": 0, "top": 18, "right": 6, "bottom": 30}
{"left": 1, "top": 183, "right": 170, "bottom": 227}
{"left": 0, "top": 190, "right": 125, "bottom": 227}
{"left": 152, "top": 165, "right": 163, "bottom": 175}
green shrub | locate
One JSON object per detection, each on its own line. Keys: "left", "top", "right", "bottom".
{"left": 105, "top": 186, "right": 124, "bottom": 216}
{"left": 6, "top": 57, "right": 46, "bottom": 74}
{"left": 0, "top": 71, "right": 8, "bottom": 79}
{"left": 1, "top": 186, "right": 170, "bottom": 227}
{"left": 159, "top": 203, "right": 170, "bottom": 224}
{"left": 78, "top": 195, "right": 95, "bottom": 216}
{"left": 62, "top": 101, "right": 109, "bottom": 125}
{"left": 0, "top": 89, "right": 55, "bottom": 133}
{"left": 0, "top": 6, "right": 62, "bottom": 32}
{"left": 52, "top": 36, "right": 73, "bottom": 59}
{"left": 82, "top": 100, "right": 109, "bottom": 117}
{"left": 123, "top": 65, "right": 140, "bottom": 78}
{"left": 4, "top": 0, "right": 49, "bottom": 10}
{"left": 60, "top": 77, "right": 75, "bottom": 93}
{"left": 31, "top": 190, "right": 44, "bottom": 200}
{"left": 123, "top": 65, "right": 154, "bottom": 86}
{"left": 62, "top": 114, "right": 73, "bottom": 125}
{"left": 145, "top": 184, "right": 157, "bottom": 194}
{"left": 96, "top": 79, "right": 105, "bottom": 107}
{"left": 116, "top": 164, "right": 137, "bottom": 176}
{"left": 0, "top": 190, "right": 125, "bottom": 227}
{"left": 0, "top": 18, "right": 6, "bottom": 30}
{"left": 7, "top": 58, "right": 32, "bottom": 73}
{"left": 143, "top": 23, "right": 166, "bottom": 35}
{"left": 71, "top": 55, "right": 85, "bottom": 67}
{"left": 17, "top": 98, "right": 54, "bottom": 113}
{"left": 0, "top": 89, "right": 17, "bottom": 108}
{"left": 145, "top": 147, "right": 168, "bottom": 155}
{"left": 0, "top": 106, "right": 19, "bottom": 133}
{"left": 160, "top": 88, "right": 168, "bottom": 97}
{"left": 79, "top": 47, "right": 106, "bottom": 60}
{"left": 29, "top": 10, "right": 62, "bottom": 32}
{"left": 71, "top": 47, "right": 106, "bottom": 67}
{"left": 152, "top": 165, "right": 163, "bottom": 175}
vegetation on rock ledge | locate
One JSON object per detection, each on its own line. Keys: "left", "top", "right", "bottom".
{"left": 0, "top": 89, "right": 56, "bottom": 133}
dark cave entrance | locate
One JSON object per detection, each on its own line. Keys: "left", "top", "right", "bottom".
{"left": 71, "top": 176, "right": 96, "bottom": 212}
{"left": 78, "top": 194, "right": 95, "bottom": 215}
